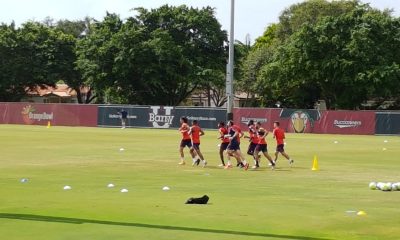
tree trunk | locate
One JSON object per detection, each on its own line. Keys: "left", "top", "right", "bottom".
{"left": 207, "top": 85, "right": 211, "bottom": 107}
{"left": 75, "top": 88, "right": 83, "bottom": 104}
{"left": 85, "top": 88, "right": 96, "bottom": 104}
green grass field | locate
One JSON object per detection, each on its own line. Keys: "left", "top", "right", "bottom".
{"left": 0, "top": 124, "right": 399, "bottom": 240}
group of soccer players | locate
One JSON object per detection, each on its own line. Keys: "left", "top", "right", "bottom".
{"left": 178, "top": 116, "right": 294, "bottom": 170}
{"left": 178, "top": 117, "right": 207, "bottom": 167}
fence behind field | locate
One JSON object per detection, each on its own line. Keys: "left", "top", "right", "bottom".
{"left": 0, "top": 102, "right": 97, "bottom": 127}
{"left": 97, "top": 105, "right": 226, "bottom": 129}
{"left": 0, "top": 102, "right": 399, "bottom": 135}
{"left": 375, "top": 112, "right": 400, "bottom": 135}
{"left": 233, "top": 108, "right": 377, "bottom": 135}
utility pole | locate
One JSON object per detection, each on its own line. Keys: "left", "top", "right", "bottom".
{"left": 226, "top": 0, "right": 235, "bottom": 121}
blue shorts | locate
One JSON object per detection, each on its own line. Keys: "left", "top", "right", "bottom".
{"left": 247, "top": 142, "right": 258, "bottom": 155}
{"left": 180, "top": 139, "right": 192, "bottom": 148}
{"left": 276, "top": 144, "right": 285, "bottom": 153}
{"left": 255, "top": 144, "right": 268, "bottom": 153}
{"left": 192, "top": 143, "right": 200, "bottom": 150}
{"left": 227, "top": 141, "right": 240, "bottom": 151}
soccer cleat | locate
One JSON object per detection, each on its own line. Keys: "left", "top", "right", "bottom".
{"left": 218, "top": 164, "right": 225, "bottom": 167}
{"left": 192, "top": 159, "right": 200, "bottom": 166}
{"left": 244, "top": 163, "right": 249, "bottom": 171}
{"left": 289, "top": 159, "right": 294, "bottom": 166}
{"left": 270, "top": 162, "right": 276, "bottom": 170}
{"left": 251, "top": 165, "right": 259, "bottom": 169}
{"left": 224, "top": 164, "right": 233, "bottom": 169}
{"left": 179, "top": 161, "right": 186, "bottom": 165}
{"left": 202, "top": 160, "right": 207, "bottom": 168}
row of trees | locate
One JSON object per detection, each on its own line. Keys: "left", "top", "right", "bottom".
{"left": 0, "top": 21, "right": 76, "bottom": 102}
{"left": 1, "top": 1, "right": 399, "bottom": 109}
{"left": 237, "top": 0, "right": 400, "bottom": 109}
{"left": 0, "top": 5, "right": 227, "bottom": 105}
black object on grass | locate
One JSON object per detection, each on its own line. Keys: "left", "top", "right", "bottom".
{"left": 185, "top": 195, "right": 209, "bottom": 204}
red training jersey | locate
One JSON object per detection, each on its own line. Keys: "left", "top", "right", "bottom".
{"left": 179, "top": 123, "right": 191, "bottom": 140}
{"left": 248, "top": 124, "right": 258, "bottom": 144}
{"left": 273, "top": 127, "right": 285, "bottom": 145}
{"left": 191, "top": 125, "right": 202, "bottom": 144}
{"left": 219, "top": 127, "right": 230, "bottom": 143}
{"left": 257, "top": 127, "right": 267, "bottom": 145}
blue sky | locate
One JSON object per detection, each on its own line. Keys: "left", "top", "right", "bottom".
{"left": 0, "top": 0, "right": 399, "bottom": 42}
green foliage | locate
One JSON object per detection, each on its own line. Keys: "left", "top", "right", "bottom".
{"left": 55, "top": 19, "right": 86, "bottom": 38}
{"left": 277, "top": 0, "right": 360, "bottom": 41}
{"left": 76, "top": 13, "right": 123, "bottom": 103}
{"left": 0, "top": 22, "right": 75, "bottom": 101}
{"left": 1, "top": 5, "right": 226, "bottom": 105}
{"left": 263, "top": 6, "right": 400, "bottom": 109}
{"left": 0, "top": 19, "right": 93, "bottom": 103}
{"left": 2, "top": 1, "right": 398, "bottom": 108}
{"left": 239, "top": 0, "right": 400, "bottom": 109}
{"left": 254, "top": 23, "right": 278, "bottom": 49}
{"left": 77, "top": 5, "right": 227, "bottom": 105}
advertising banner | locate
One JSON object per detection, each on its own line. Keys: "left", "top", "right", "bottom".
{"left": 2, "top": 103, "right": 396, "bottom": 135}
{"left": 97, "top": 105, "right": 150, "bottom": 128}
{"left": 0, "top": 103, "right": 97, "bottom": 127}
{"left": 233, "top": 108, "right": 376, "bottom": 135}
{"left": 314, "top": 111, "right": 375, "bottom": 135}
{"left": 375, "top": 112, "right": 400, "bottom": 135}
{"left": 277, "top": 109, "right": 322, "bottom": 133}
{"left": 0, "top": 104, "right": 9, "bottom": 123}
{"left": 174, "top": 107, "right": 226, "bottom": 129}
{"left": 233, "top": 108, "right": 281, "bottom": 131}
{"left": 97, "top": 105, "right": 226, "bottom": 129}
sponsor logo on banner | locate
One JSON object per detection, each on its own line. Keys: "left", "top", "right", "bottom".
{"left": 290, "top": 111, "right": 310, "bottom": 133}
{"left": 240, "top": 117, "right": 268, "bottom": 124}
{"left": 187, "top": 116, "right": 217, "bottom": 121}
{"left": 334, "top": 120, "right": 362, "bottom": 128}
{"left": 149, "top": 106, "right": 174, "bottom": 128}
{"left": 21, "top": 105, "right": 54, "bottom": 124}
{"left": 108, "top": 114, "right": 137, "bottom": 120}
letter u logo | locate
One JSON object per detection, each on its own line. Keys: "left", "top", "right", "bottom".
{"left": 149, "top": 106, "right": 174, "bottom": 128}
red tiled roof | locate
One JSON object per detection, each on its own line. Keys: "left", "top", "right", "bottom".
{"left": 26, "top": 84, "right": 89, "bottom": 97}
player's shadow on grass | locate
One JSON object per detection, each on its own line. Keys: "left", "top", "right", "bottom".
{"left": 0, "top": 213, "right": 331, "bottom": 240}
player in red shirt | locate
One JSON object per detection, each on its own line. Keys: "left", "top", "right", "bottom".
{"left": 273, "top": 121, "right": 294, "bottom": 166}
{"left": 189, "top": 120, "right": 206, "bottom": 167}
{"left": 178, "top": 117, "right": 197, "bottom": 165}
{"left": 217, "top": 122, "right": 230, "bottom": 167}
{"left": 253, "top": 122, "right": 275, "bottom": 169}
{"left": 244, "top": 120, "right": 260, "bottom": 168}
